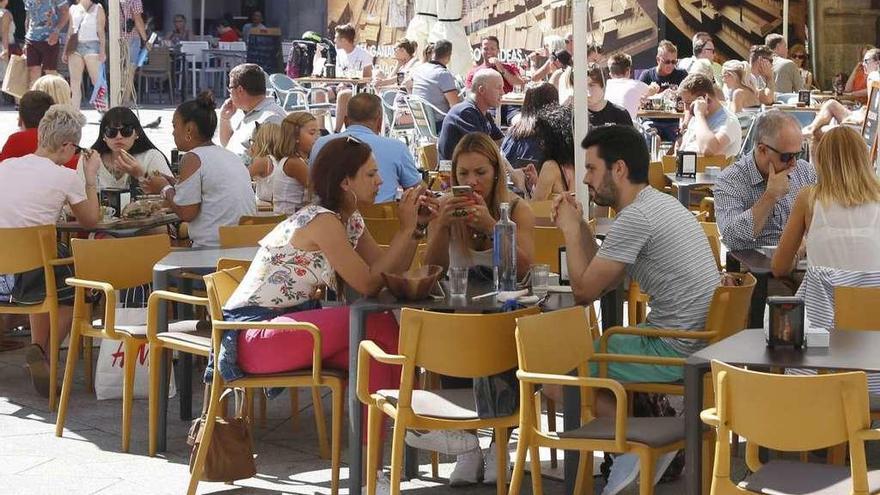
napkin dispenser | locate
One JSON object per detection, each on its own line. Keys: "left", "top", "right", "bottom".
{"left": 676, "top": 151, "right": 697, "bottom": 178}
{"left": 764, "top": 296, "right": 805, "bottom": 348}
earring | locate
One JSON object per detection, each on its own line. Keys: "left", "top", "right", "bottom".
{"left": 348, "top": 189, "right": 358, "bottom": 206}
{"left": 185, "top": 132, "right": 192, "bottom": 142}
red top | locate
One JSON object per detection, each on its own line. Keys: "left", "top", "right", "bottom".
{"left": 465, "top": 62, "right": 523, "bottom": 94}
{"left": 0, "top": 128, "right": 79, "bottom": 170}
{"left": 218, "top": 29, "right": 241, "bottom": 42}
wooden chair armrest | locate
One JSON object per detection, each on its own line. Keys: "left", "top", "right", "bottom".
{"left": 599, "top": 325, "right": 716, "bottom": 352}
{"left": 700, "top": 407, "right": 721, "bottom": 427}
{"left": 49, "top": 257, "right": 74, "bottom": 266}
{"left": 66, "top": 277, "right": 118, "bottom": 337}
{"left": 591, "top": 352, "right": 685, "bottom": 367}
{"left": 854, "top": 428, "right": 880, "bottom": 441}
{"left": 146, "top": 290, "right": 209, "bottom": 341}
{"left": 357, "top": 340, "right": 406, "bottom": 405}
{"left": 517, "top": 370, "right": 628, "bottom": 451}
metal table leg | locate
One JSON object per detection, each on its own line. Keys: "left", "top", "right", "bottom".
{"left": 349, "top": 306, "right": 368, "bottom": 495}
{"left": 684, "top": 359, "right": 708, "bottom": 495}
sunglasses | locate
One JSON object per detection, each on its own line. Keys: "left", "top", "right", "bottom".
{"left": 104, "top": 125, "right": 135, "bottom": 139}
{"left": 865, "top": 58, "right": 876, "bottom": 64}
{"left": 660, "top": 58, "right": 678, "bottom": 65}
{"left": 762, "top": 142, "right": 799, "bottom": 163}
{"left": 67, "top": 143, "right": 86, "bottom": 154}
{"left": 346, "top": 135, "right": 364, "bottom": 145}
{"left": 792, "top": 54, "right": 806, "bottom": 59}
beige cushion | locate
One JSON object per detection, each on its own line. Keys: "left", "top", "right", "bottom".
{"left": 377, "top": 388, "right": 479, "bottom": 420}
{"left": 157, "top": 328, "right": 212, "bottom": 351}
{"left": 94, "top": 319, "right": 206, "bottom": 338}
{"left": 739, "top": 460, "right": 880, "bottom": 494}
{"left": 558, "top": 416, "right": 684, "bottom": 447}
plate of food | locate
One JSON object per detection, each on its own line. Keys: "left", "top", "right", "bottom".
{"left": 122, "top": 198, "right": 165, "bottom": 219}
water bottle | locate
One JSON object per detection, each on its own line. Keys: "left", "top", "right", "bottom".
{"left": 493, "top": 202, "right": 517, "bottom": 291}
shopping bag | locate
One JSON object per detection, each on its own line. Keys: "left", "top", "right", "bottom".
{"left": 2, "top": 54, "right": 28, "bottom": 99}
{"left": 89, "top": 63, "right": 109, "bottom": 112}
{"left": 94, "top": 286, "right": 176, "bottom": 400}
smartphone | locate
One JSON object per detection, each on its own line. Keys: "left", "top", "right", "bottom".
{"left": 452, "top": 185, "right": 473, "bottom": 197}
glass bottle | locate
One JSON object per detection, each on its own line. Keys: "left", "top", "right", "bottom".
{"left": 492, "top": 202, "right": 517, "bottom": 292}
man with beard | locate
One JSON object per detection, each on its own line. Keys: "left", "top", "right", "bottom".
{"left": 551, "top": 124, "right": 720, "bottom": 493}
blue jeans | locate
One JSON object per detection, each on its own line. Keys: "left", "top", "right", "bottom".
{"left": 204, "top": 300, "right": 322, "bottom": 390}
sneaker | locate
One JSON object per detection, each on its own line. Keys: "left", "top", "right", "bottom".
{"left": 449, "top": 448, "right": 483, "bottom": 487}
{"left": 483, "top": 442, "right": 511, "bottom": 485}
{"left": 405, "top": 430, "right": 480, "bottom": 456}
{"left": 601, "top": 453, "right": 640, "bottom": 495}
{"left": 651, "top": 451, "right": 678, "bottom": 486}
{"left": 25, "top": 344, "right": 49, "bottom": 398}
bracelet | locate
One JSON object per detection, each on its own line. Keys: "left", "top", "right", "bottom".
{"left": 411, "top": 223, "right": 428, "bottom": 240}
{"left": 160, "top": 184, "right": 174, "bottom": 199}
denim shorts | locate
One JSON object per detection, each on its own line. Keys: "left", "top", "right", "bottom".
{"left": 127, "top": 36, "right": 141, "bottom": 65}
{"left": 76, "top": 40, "right": 101, "bottom": 57}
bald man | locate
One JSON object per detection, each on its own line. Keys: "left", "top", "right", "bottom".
{"left": 438, "top": 69, "right": 505, "bottom": 160}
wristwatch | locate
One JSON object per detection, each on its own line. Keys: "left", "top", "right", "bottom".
{"left": 412, "top": 223, "right": 428, "bottom": 240}
{"left": 160, "top": 184, "right": 174, "bottom": 200}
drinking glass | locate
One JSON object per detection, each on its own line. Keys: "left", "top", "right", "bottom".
{"left": 449, "top": 267, "right": 469, "bottom": 297}
{"left": 531, "top": 264, "right": 550, "bottom": 297}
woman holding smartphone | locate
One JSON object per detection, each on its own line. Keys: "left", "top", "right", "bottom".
{"left": 80, "top": 106, "right": 171, "bottom": 189}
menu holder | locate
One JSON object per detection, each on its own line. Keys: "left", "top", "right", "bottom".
{"left": 676, "top": 151, "right": 697, "bottom": 178}
{"left": 862, "top": 80, "right": 880, "bottom": 163}
{"left": 246, "top": 28, "right": 282, "bottom": 75}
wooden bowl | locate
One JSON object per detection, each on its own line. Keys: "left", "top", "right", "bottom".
{"left": 382, "top": 265, "right": 443, "bottom": 301}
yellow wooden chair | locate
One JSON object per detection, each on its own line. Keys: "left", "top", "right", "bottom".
{"left": 357, "top": 306, "right": 539, "bottom": 495}
{"left": 601, "top": 273, "right": 757, "bottom": 397}
{"left": 526, "top": 199, "right": 554, "bottom": 220}
{"left": 0, "top": 225, "right": 72, "bottom": 411}
{"left": 361, "top": 201, "right": 399, "bottom": 219}
{"left": 219, "top": 223, "right": 277, "bottom": 248}
{"left": 239, "top": 213, "right": 287, "bottom": 225}
{"left": 364, "top": 217, "right": 401, "bottom": 245}
{"left": 512, "top": 307, "right": 693, "bottom": 495}
{"left": 702, "top": 222, "right": 723, "bottom": 272}
{"left": 55, "top": 234, "right": 178, "bottom": 452}
{"left": 701, "top": 361, "right": 877, "bottom": 495}
{"left": 833, "top": 286, "right": 880, "bottom": 420}
{"left": 188, "top": 266, "right": 344, "bottom": 495}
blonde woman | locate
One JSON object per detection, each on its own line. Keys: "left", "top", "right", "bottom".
{"left": 63, "top": 0, "right": 106, "bottom": 107}
{"left": 32, "top": 75, "right": 72, "bottom": 106}
{"left": 421, "top": 131, "right": 534, "bottom": 485}
{"left": 721, "top": 60, "right": 760, "bottom": 113}
{"left": 272, "top": 112, "right": 320, "bottom": 214}
{"left": 772, "top": 126, "right": 880, "bottom": 277}
{"left": 246, "top": 122, "right": 284, "bottom": 203}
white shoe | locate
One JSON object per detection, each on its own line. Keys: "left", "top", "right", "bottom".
{"left": 405, "top": 430, "right": 480, "bottom": 455}
{"left": 651, "top": 451, "right": 678, "bottom": 485}
{"left": 483, "top": 442, "right": 511, "bottom": 485}
{"left": 449, "top": 448, "right": 483, "bottom": 487}
{"left": 364, "top": 470, "right": 391, "bottom": 495}
{"left": 601, "top": 453, "right": 640, "bottom": 495}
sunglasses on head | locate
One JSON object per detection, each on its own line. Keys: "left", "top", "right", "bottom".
{"left": 346, "top": 135, "right": 364, "bottom": 145}
{"left": 104, "top": 125, "right": 135, "bottom": 139}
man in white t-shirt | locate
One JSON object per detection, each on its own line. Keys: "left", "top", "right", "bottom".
{"left": 219, "top": 63, "right": 285, "bottom": 165}
{"left": 604, "top": 53, "right": 650, "bottom": 121}
{"left": 677, "top": 73, "right": 742, "bottom": 158}
{"left": 331, "top": 23, "right": 373, "bottom": 133}
{"left": 802, "top": 48, "right": 880, "bottom": 140}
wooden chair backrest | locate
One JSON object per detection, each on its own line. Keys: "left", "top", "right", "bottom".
{"left": 219, "top": 224, "right": 276, "bottom": 248}
{"left": 527, "top": 200, "right": 554, "bottom": 219}
{"left": 515, "top": 307, "right": 593, "bottom": 376}
{"left": 216, "top": 258, "right": 252, "bottom": 272}
{"left": 648, "top": 161, "right": 668, "bottom": 192}
{"left": 533, "top": 226, "right": 565, "bottom": 273}
{"left": 239, "top": 214, "right": 287, "bottom": 225}
{"left": 711, "top": 360, "right": 868, "bottom": 452}
{"left": 364, "top": 217, "right": 400, "bottom": 245}
{"left": 835, "top": 286, "right": 880, "bottom": 331}
{"left": 704, "top": 272, "right": 756, "bottom": 343}
{"left": 203, "top": 266, "right": 247, "bottom": 321}
{"left": 0, "top": 225, "right": 56, "bottom": 274}
{"left": 701, "top": 222, "right": 722, "bottom": 271}
{"left": 71, "top": 234, "right": 170, "bottom": 290}
{"left": 398, "top": 307, "right": 539, "bottom": 379}
{"left": 360, "top": 201, "right": 399, "bottom": 219}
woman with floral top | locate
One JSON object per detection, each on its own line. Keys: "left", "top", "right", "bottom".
{"left": 212, "top": 135, "right": 434, "bottom": 391}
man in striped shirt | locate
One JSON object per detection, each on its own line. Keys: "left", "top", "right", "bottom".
{"left": 714, "top": 110, "right": 817, "bottom": 252}
{"left": 553, "top": 124, "right": 719, "bottom": 494}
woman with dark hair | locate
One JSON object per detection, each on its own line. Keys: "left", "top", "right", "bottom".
{"left": 143, "top": 92, "right": 255, "bottom": 247}
{"left": 374, "top": 38, "right": 420, "bottom": 88}
{"left": 532, "top": 104, "right": 575, "bottom": 200}
{"left": 81, "top": 106, "right": 171, "bottom": 189}
{"left": 500, "top": 82, "right": 558, "bottom": 168}
{"left": 213, "top": 136, "right": 431, "bottom": 412}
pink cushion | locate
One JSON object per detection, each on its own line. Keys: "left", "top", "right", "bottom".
{"left": 237, "top": 306, "right": 399, "bottom": 376}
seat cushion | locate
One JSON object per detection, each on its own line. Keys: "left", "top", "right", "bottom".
{"left": 739, "top": 459, "right": 880, "bottom": 495}
{"left": 98, "top": 319, "right": 206, "bottom": 338}
{"left": 157, "top": 328, "right": 212, "bottom": 351}
{"left": 558, "top": 416, "right": 685, "bottom": 447}
{"left": 377, "top": 388, "right": 479, "bottom": 420}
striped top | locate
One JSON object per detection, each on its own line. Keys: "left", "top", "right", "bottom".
{"left": 597, "top": 187, "right": 720, "bottom": 354}
{"left": 714, "top": 152, "right": 817, "bottom": 251}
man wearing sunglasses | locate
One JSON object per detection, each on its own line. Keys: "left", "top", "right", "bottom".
{"left": 219, "top": 63, "right": 285, "bottom": 166}
{"left": 765, "top": 33, "right": 804, "bottom": 94}
{"left": 714, "top": 110, "right": 816, "bottom": 252}
{"left": 639, "top": 40, "right": 688, "bottom": 141}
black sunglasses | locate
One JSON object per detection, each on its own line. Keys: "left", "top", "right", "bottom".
{"left": 761, "top": 142, "right": 799, "bottom": 163}
{"left": 104, "top": 125, "right": 135, "bottom": 139}
{"left": 346, "top": 135, "right": 364, "bottom": 145}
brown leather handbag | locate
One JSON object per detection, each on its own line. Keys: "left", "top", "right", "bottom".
{"left": 187, "top": 387, "right": 256, "bottom": 482}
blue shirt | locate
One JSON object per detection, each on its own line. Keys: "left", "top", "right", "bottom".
{"left": 25, "top": 0, "right": 68, "bottom": 42}
{"left": 309, "top": 125, "right": 422, "bottom": 203}
{"left": 500, "top": 135, "right": 543, "bottom": 168}
{"left": 438, "top": 99, "right": 504, "bottom": 160}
